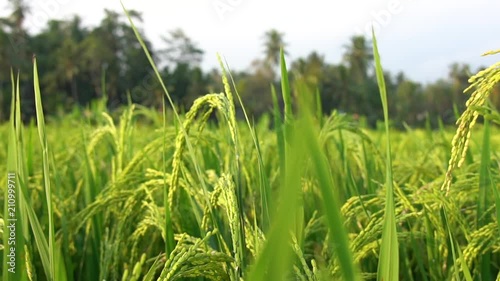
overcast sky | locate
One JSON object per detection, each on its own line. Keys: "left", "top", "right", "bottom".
{"left": 1, "top": 0, "right": 500, "bottom": 83}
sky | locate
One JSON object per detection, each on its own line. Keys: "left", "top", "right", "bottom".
{"left": 1, "top": 0, "right": 500, "bottom": 83}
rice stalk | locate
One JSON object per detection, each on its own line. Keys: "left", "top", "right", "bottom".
{"left": 157, "top": 230, "right": 233, "bottom": 281}
{"left": 442, "top": 50, "right": 500, "bottom": 193}
{"left": 245, "top": 109, "right": 306, "bottom": 281}
{"left": 298, "top": 107, "right": 360, "bottom": 280}
{"left": 3, "top": 71, "right": 27, "bottom": 281}
{"left": 33, "top": 57, "right": 57, "bottom": 281}
{"left": 372, "top": 29, "right": 399, "bottom": 281}
{"left": 168, "top": 93, "right": 224, "bottom": 210}
{"left": 217, "top": 55, "right": 247, "bottom": 273}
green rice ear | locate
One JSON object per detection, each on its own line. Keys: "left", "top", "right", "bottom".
{"left": 442, "top": 49, "right": 500, "bottom": 193}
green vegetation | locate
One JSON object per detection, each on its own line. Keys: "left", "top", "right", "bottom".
{"left": 1, "top": 2, "right": 500, "bottom": 281}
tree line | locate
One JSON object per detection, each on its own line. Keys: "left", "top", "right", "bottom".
{"left": 1, "top": 0, "right": 499, "bottom": 127}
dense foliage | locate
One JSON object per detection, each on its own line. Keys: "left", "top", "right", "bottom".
{"left": 1, "top": 1, "right": 499, "bottom": 127}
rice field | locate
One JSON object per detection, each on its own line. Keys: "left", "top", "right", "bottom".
{"left": 1, "top": 19, "right": 500, "bottom": 281}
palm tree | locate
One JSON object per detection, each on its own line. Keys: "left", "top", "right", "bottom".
{"left": 342, "top": 35, "right": 373, "bottom": 84}
{"left": 49, "top": 16, "right": 86, "bottom": 105}
{"left": 340, "top": 35, "right": 376, "bottom": 119}
{"left": 262, "top": 29, "right": 287, "bottom": 79}
{"left": 291, "top": 51, "right": 324, "bottom": 91}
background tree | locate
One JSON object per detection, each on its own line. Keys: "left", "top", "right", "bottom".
{"left": 343, "top": 36, "right": 373, "bottom": 84}
{"left": 30, "top": 18, "right": 86, "bottom": 111}
{"left": 0, "top": 0, "right": 31, "bottom": 119}
{"left": 321, "top": 64, "right": 350, "bottom": 114}
{"left": 79, "top": 10, "right": 153, "bottom": 107}
{"left": 162, "top": 28, "right": 204, "bottom": 66}
{"left": 160, "top": 28, "right": 207, "bottom": 107}
{"left": 0, "top": 21, "right": 12, "bottom": 120}
{"left": 262, "top": 29, "right": 287, "bottom": 80}
{"left": 448, "top": 62, "right": 471, "bottom": 110}
{"left": 0, "top": 3, "right": 495, "bottom": 129}
{"left": 341, "top": 36, "right": 375, "bottom": 119}
{"left": 423, "top": 79, "right": 454, "bottom": 125}
{"left": 394, "top": 73, "right": 423, "bottom": 126}
{"left": 5, "top": 0, "right": 30, "bottom": 70}
{"left": 238, "top": 59, "right": 276, "bottom": 116}
{"left": 291, "top": 51, "right": 324, "bottom": 92}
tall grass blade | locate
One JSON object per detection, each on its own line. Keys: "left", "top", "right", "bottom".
{"left": 6, "top": 70, "right": 53, "bottom": 280}
{"left": 33, "top": 56, "right": 56, "bottom": 281}
{"left": 478, "top": 118, "right": 493, "bottom": 280}
{"left": 252, "top": 124, "right": 271, "bottom": 232}
{"left": 280, "top": 48, "right": 292, "bottom": 130}
{"left": 455, "top": 238, "right": 473, "bottom": 281}
{"left": 220, "top": 59, "right": 278, "bottom": 276}
{"left": 245, "top": 116, "right": 305, "bottom": 281}
{"left": 315, "top": 87, "right": 323, "bottom": 125}
{"left": 372, "top": 29, "right": 399, "bottom": 281}
{"left": 286, "top": 53, "right": 307, "bottom": 246}
{"left": 3, "top": 72, "right": 26, "bottom": 281}
{"left": 245, "top": 50, "right": 302, "bottom": 281}
{"left": 143, "top": 255, "right": 163, "bottom": 281}
{"left": 81, "top": 140, "right": 101, "bottom": 275}
{"left": 13, "top": 72, "right": 30, "bottom": 281}
{"left": 161, "top": 93, "right": 176, "bottom": 258}
{"left": 442, "top": 208, "right": 472, "bottom": 281}
{"left": 298, "top": 96, "right": 360, "bottom": 281}
{"left": 271, "top": 85, "right": 285, "bottom": 188}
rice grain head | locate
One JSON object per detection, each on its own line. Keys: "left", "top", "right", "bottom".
{"left": 442, "top": 50, "right": 500, "bottom": 194}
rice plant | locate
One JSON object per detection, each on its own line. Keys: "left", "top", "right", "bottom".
{"left": 0, "top": 7, "right": 499, "bottom": 281}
